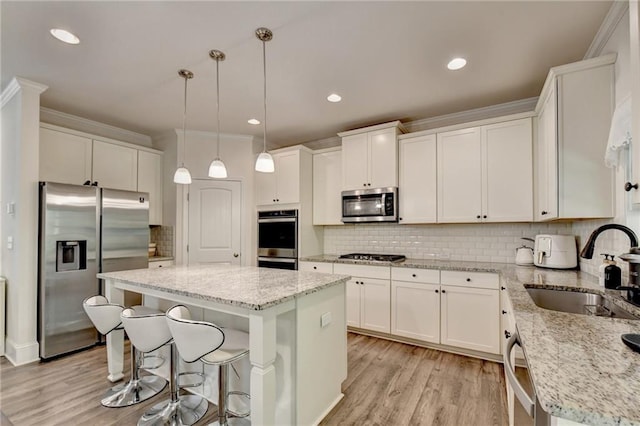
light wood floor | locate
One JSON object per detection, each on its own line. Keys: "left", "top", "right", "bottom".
{"left": 1, "top": 333, "right": 531, "bottom": 425}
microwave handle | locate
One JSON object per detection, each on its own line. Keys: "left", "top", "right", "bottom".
{"left": 381, "top": 193, "right": 386, "bottom": 212}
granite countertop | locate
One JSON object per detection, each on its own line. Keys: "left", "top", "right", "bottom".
{"left": 98, "top": 264, "right": 349, "bottom": 311}
{"left": 301, "top": 255, "right": 640, "bottom": 425}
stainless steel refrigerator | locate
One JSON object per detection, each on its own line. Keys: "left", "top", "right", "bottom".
{"left": 38, "top": 182, "right": 149, "bottom": 359}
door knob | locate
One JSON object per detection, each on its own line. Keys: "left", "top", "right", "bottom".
{"left": 233, "top": 253, "right": 239, "bottom": 258}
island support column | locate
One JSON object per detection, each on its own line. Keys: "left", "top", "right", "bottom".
{"left": 104, "top": 278, "right": 125, "bottom": 382}
{"left": 249, "top": 308, "right": 277, "bottom": 425}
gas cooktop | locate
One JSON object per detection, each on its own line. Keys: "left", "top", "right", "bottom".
{"left": 338, "top": 253, "right": 406, "bottom": 263}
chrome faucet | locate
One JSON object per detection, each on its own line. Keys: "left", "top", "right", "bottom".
{"left": 580, "top": 224, "right": 640, "bottom": 306}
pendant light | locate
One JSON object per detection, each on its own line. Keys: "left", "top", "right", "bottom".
{"left": 208, "top": 49, "right": 228, "bottom": 178}
{"left": 174, "top": 69, "right": 194, "bottom": 184}
{"left": 254, "top": 27, "right": 275, "bottom": 173}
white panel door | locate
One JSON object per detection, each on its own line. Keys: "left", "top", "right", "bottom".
{"left": 341, "top": 133, "right": 369, "bottom": 190}
{"left": 188, "top": 179, "right": 242, "bottom": 265}
{"left": 437, "top": 127, "right": 482, "bottom": 223}
{"left": 39, "top": 127, "right": 92, "bottom": 185}
{"left": 399, "top": 134, "right": 437, "bottom": 223}
{"left": 275, "top": 151, "right": 300, "bottom": 204}
{"left": 313, "top": 150, "right": 343, "bottom": 225}
{"left": 391, "top": 281, "right": 440, "bottom": 343}
{"left": 346, "top": 278, "right": 361, "bottom": 328}
{"left": 369, "top": 128, "right": 398, "bottom": 188}
{"left": 137, "top": 150, "right": 163, "bottom": 225}
{"left": 92, "top": 140, "right": 138, "bottom": 191}
{"left": 481, "top": 118, "right": 533, "bottom": 222}
{"left": 440, "top": 286, "right": 500, "bottom": 354}
{"left": 360, "top": 277, "right": 391, "bottom": 333}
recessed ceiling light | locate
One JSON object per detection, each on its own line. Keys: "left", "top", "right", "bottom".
{"left": 327, "top": 93, "right": 342, "bottom": 103}
{"left": 447, "top": 57, "right": 467, "bottom": 71}
{"left": 248, "top": 118, "right": 260, "bottom": 125}
{"left": 50, "top": 28, "right": 80, "bottom": 45}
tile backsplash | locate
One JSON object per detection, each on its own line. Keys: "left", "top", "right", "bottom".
{"left": 323, "top": 222, "right": 573, "bottom": 263}
{"left": 150, "top": 225, "right": 174, "bottom": 257}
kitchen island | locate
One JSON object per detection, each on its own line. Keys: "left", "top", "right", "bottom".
{"left": 98, "top": 264, "right": 350, "bottom": 425}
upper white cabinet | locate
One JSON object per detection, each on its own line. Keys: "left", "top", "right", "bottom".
{"left": 255, "top": 149, "right": 303, "bottom": 206}
{"left": 312, "top": 148, "right": 343, "bottom": 225}
{"left": 437, "top": 118, "right": 533, "bottom": 223}
{"left": 40, "top": 127, "right": 92, "bottom": 185}
{"left": 92, "top": 140, "right": 138, "bottom": 191}
{"left": 535, "top": 54, "right": 615, "bottom": 221}
{"left": 39, "top": 124, "right": 164, "bottom": 225}
{"left": 137, "top": 150, "right": 163, "bottom": 225}
{"left": 339, "top": 121, "right": 404, "bottom": 190}
{"left": 398, "top": 134, "right": 437, "bottom": 223}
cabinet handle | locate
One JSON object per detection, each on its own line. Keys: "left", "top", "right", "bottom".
{"left": 541, "top": 211, "right": 548, "bottom": 215}
{"left": 412, "top": 274, "right": 417, "bottom": 278}
{"left": 501, "top": 286, "right": 506, "bottom": 291}
{"left": 502, "top": 310, "right": 507, "bottom": 315}
{"left": 466, "top": 278, "right": 471, "bottom": 282}
{"left": 83, "top": 180, "right": 91, "bottom": 186}
{"left": 435, "top": 289, "right": 439, "bottom": 293}
{"left": 625, "top": 182, "right": 639, "bottom": 192}
{"left": 91, "top": 181, "right": 98, "bottom": 186}
{"left": 504, "top": 330, "right": 511, "bottom": 339}
{"left": 441, "top": 289, "right": 446, "bottom": 294}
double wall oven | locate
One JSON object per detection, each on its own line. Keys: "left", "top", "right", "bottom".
{"left": 257, "top": 209, "right": 298, "bottom": 270}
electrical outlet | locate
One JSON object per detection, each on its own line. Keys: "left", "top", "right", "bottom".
{"left": 6, "top": 202, "right": 15, "bottom": 215}
{"left": 7, "top": 236, "right": 13, "bottom": 250}
{"left": 321, "top": 312, "right": 332, "bottom": 328}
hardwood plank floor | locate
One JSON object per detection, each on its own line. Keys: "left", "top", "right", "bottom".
{"left": 1, "top": 333, "right": 532, "bottom": 425}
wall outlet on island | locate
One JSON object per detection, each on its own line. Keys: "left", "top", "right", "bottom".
{"left": 321, "top": 312, "right": 332, "bottom": 328}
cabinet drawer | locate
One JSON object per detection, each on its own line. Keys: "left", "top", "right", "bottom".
{"left": 149, "top": 260, "right": 174, "bottom": 269}
{"left": 299, "top": 261, "right": 333, "bottom": 273}
{"left": 440, "top": 270, "right": 499, "bottom": 290}
{"left": 391, "top": 267, "right": 439, "bottom": 284}
{"left": 334, "top": 263, "right": 390, "bottom": 279}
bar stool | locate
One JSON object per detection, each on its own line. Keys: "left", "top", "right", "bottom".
{"left": 166, "top": 305, "right": 250, "bottom": 426}
{"left": 82, "top": 296, "right": 167, "bottom": 408}
{"left": 121, "top": 308, "right": 208, "bottom": 426}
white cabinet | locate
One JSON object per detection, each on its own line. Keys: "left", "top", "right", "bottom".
{"left": 437, "top": 118, "right": 533, "bottom": 223}
{"left": 92, "top": 140, "right": 138, "bottom": 191}
{"left": 334, "top": 264, "right": 390, "bottom": 333}
{"left": 398, "top": 134, "right": 437, "bottom": 223}
{"left": 148, "top": 260, "right": 174, "bottom": 269}
{"left": 138, "top": 150, "right": 163, "bottom": 225}
{"left": 312, "top": 149, "right": 343, "bottom": 225}
{"left": 535, "top": 55, "right": 615, "bottom": 221}
{"left": 299, "top": 261, "right": 333, "bottom": 273}
{"left": 391, "top": 268, "right": 440, "bottom": 343}
{"left": 39, "top": 127, "right": 92, "bottom": 185}
{"left": 256, "top": 149, "right": 301, "bottom": 206}
{"left": 339, "top": 121, "right": 403, "bottom": 190}
{"left": 439, "top": 270, "right": 500, "bottom": 354}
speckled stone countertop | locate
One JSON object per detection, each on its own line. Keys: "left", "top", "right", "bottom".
{"left": 301, "top": 255, "right": 640, "bottom": 425}
{"left": 98, "top": 264, "right": 349, "bottom": 311}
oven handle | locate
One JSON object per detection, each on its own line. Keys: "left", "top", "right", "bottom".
{"left": 258, "top": 218, "right": 297, "bottom": 223}
{"left": 504, "top": 331, "right": 535, "bottom": 417}
{"left": 258, "top": 257, "right": 297, "bottom": 263}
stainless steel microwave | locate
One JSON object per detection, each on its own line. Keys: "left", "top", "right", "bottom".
{"left": 341, "top": 187, "right": 398, "bottom": 223}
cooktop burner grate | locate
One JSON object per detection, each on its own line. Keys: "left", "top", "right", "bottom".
{"left": 338, "top": 253, "right": 406, "bottom": 263}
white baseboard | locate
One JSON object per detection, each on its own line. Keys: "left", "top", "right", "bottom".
{"left": 4, "top": 337, "right": 39, "bottom": 366}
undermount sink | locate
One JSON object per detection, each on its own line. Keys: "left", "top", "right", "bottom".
{"left": 525, "top": 287, "right": 639, "bottom": 320}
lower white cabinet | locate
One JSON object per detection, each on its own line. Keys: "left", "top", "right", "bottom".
{"left": 391, "top": 280, "right": 440, "bottom": 343}
{"left": 299, "top": 261, "right": 333, "bottom": 273}
{"left": 440, "top": 285, "right": 500, "bottom": 354}
{"left": 149, "top": 260, "right": 174, "bottom": 269}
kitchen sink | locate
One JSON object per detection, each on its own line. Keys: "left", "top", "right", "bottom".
{"left": 525, "top": 287, "right": 639, "bottom": 320}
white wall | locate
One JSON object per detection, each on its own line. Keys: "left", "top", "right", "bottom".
{"left": 0, "top": 78, "right": 47, "bottom": 365}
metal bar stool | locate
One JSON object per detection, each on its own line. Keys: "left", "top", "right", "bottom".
{"left": 121, "top": 308, "right": 208, "bottom": 426}
{"left": 166, "top": 305, "right": 250, "bottom": 426}
{"left": 82, "top": 295, "right": 167, "bottom": 407}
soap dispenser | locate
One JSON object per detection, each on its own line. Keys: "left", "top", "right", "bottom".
{"left": 604, "top": 255, "right": 622, "bottom": 290}
{"left": 599, "top": 254, "right": 611, "bottom": 287}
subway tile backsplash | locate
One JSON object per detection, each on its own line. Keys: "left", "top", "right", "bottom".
{"left": 150, "top": 225, "right": 174, "bottom": 257}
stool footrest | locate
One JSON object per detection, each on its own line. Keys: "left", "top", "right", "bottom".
{"left": 226, "top": 391, "right": 251, "bottom": 418}
{"left": 178, "top": 371, "right": 205, "bottom": 388}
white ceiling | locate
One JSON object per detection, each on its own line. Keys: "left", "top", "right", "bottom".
{"left": 1, "top": 1, "right": 612, "bottom": 148}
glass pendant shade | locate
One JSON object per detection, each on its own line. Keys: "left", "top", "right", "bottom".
{"left": 173, "top": 166, "right": 192, "bottom": 184}
{"left": 208, "top": 158, "right": 228, "bottom": 178}
{"left": 255, "top": 152, "right": 275, "bottom": 173}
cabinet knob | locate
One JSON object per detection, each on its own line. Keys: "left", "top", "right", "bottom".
{"left": 91, "top": 181, "right": 98, "bottom": 186}
{"left": 502, "top": 310, "right": 507, "bottom": 315}
{"left": 273, "top": 199, "right": 276, "bottom": 202}
{"left": 399, "top": 217, "right": 403, "bottom": 221}
{"left": 313, "top": 266, "right": 317, "bottom": 270}
{"left": 441, "top": 289, "right": 446, "bottom": 294}
{"left": 483, "top": 215, "right": 487, "bottom": 219}
{"left": 364, "top": 183, "right": 367, "bottom": 187}
{"left": 625, "top": 182, "right": 639, "bottom": 192}
{"left": 466, "top": 278, "right": 471, "bottom": 282}
{"left": 412, "top": 274, "right": 417, "bottom": 278}
{"left": 276, "top": 199, "right": 279, "bottom": 202}
{"left": 504, "top": 330, "right": 511, "bottom": 339}
{"left": 368, "top": 183, "right": 371, "bottom": 186}
{"left": 476, "top": 215, "right": 481, "bottom": 219}
{"left": 435, "top": 289, "right": 439, "bottom": 293}
{"left": 233, "top": 253, "right": 239, "bottom": 258}
{"left": 541, "top": 211, "right": 548, "bottom": 215}
{"left": 158, "top": 265, "right": 163, "bottom": 268}
{"left": 83, "top": 180, "right": 91, "bottom": 186}
{"left": 501, "top": 286, "right": 506, "bottom": 291}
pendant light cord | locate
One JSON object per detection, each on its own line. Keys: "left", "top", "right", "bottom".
{"left": 182, "top": 74, "right": 188, "bottom": 166}
{"left": 216, "top": 58, "right": 221, "bottom": 159}
{"left": 262, "top": 38, "right": 267, "bottom": 153}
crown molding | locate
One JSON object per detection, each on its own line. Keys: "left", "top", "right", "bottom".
{"left": 1, "top": 77, "right": 48, "bottom": 108}
{"left": 404, "top": 97, "right": 538, "bottom": 133}
{"left": 40, "top": 107, "right": 152, "bottom": 147}
{"left": 584, "top": 1, "right": 629, "bottom": 59}
{"left": 337, "top": 120, "right": 405, "bottom": 137}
